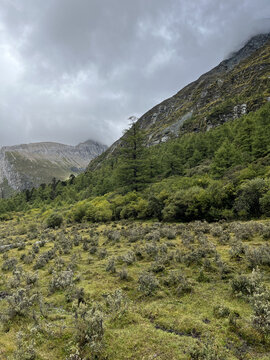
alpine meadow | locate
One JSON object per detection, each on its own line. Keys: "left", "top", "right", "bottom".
{"left": 0, "top": 2, "right": 270, "bottom": 360}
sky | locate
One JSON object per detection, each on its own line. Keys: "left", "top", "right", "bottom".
{"left": 0, "top": 0, "right": 269, "bottom": 147}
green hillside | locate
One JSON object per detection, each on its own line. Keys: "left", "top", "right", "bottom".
{"left": 1, "top": 102, "right": 270, "bottom": 224}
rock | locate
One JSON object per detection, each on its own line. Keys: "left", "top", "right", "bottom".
{"left": 0, "top": 244, "right": 15, "bottom": 253}
{"left": 161, "top": 111, "right": 194, "bottom": 139}
{"left": 233, "top": 104, "right": 247, "bottom": 119}
{"left": 222, "top": 33, "right": 270, "bottom": 71}
{"left": 0, "top": 291, "right": 9, "bottom": 300}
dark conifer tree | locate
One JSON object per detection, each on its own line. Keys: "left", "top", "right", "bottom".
{"left": 117, "top": 117, "right": 147, "bottom": 192}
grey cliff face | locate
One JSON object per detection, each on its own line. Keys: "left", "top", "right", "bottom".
{"left": 221, "top": 33, "right": 270, "bottom": 71}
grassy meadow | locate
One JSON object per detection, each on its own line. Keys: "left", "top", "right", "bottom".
{"left": 0, "top": 212, "right": 269, "bottom": 359}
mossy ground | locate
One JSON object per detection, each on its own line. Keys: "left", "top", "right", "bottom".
{"left": 0, "top": 213, "right": 269, "bottom": 359}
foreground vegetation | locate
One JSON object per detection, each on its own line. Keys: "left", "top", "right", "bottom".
{"left": 0, "top": 213, "right": 270, "bottom": 359}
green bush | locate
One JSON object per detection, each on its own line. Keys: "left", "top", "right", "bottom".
{"left": 234, "top": 178, "right": 267, "bottom": 218}
{"left": 231, "top": 268, "right": 263, "bottom": 297}
{"left": 72, "top": 203, "right": 88, "bottom": 223}
{"left": 75, "top": 306, "right": 104, "bottom": 354}
{"left": 251, "top": 291, "right": 270, "bottom": 335}
{"left": 213, "top": 304, "right": 231, "bottom": 318}
{"left": 46, "top": 212, "right": 63, "bottom": 228}
{"left": 260, "top": 191, "right": 270, "bottom": 216}
{"left": 188, "top": 339, "right": 227, "bottom": 359}
{"left": 88, "top": 199, "right": 113, "bottom": 222}
{"left": 138, "top": 272, "right": 159, "bottom": 296}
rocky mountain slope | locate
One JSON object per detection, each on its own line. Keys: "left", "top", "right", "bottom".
{"left": 89, "top": 32, "right": 270, "bottom": 169}
{"left": 0, "top": 140, "right": 107, "bottom": 196}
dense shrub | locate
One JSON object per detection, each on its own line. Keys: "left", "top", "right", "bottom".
{"left": 234, "top": 178, "right": 267, "bottom": 219}
{"left": 98, "top": 248, "right": 108, "bottom": 259}
{"left": 75, "top": 306, "right": 104, "bottom": 354}
{"left": 106, "top": 230, "right": 121, "bottom": 243}
{"left": 2, "top": 288, "right": 38, "bottom": 321}
{"left": 144, "top": 242, "right": 158, "bottom": 259}
{"left": 105, "top": 289, "right": 128, "bottom": 317}
{"left": 251, "top": 291, "right": 270, "bottom": 335}
{"left": 261, "top": 225, "right": 270, "bottom": 240}
{"left": 121, "top": 251, "right": 136, "bottom": 265}
{"left": 231, "top": 268, "right": 263, "bottom": 297}
{"left": 49, "top": 270, "right": 73, "bottom": 293}
{"left": 106, "top": 257, "right": 116, "bottom": 273}
{"left": 150, "top": 260, "right": 165, "bottom": 273}
{"left": 160, "top": 226, "right": 176, "bottom": 239}
{"left": 127, "top": 227, "right": 143, "bottom": 243}
{"left": 213, "top": 305, "right": 231, "bottom": 318}
{"left": 46, "top": 213, "right": 63, "bottom": 228}
{"left": 138, "top": 272, "right": 159, "bottom": 296}
{"left": 145, "top": 230, "right": 160, "bottom": 242}
{"left": 22, "top": 252, "right": 35, "bottom": 265}
{"left": 119, "top": 268, "right": 128, "bottom": 281}
{"left": 164, "top": 270, "right": 193, "bottom": 296}
{"left": 246, "top": 245, "right": 270, "bottom": 268}
{"left": 188, "top": 339, "right": 227, "bottom": 359}
{"left": 34, "top": 249, "right": 55, "bottom": 269}
{"left": 229, "top": 240, "right": 246, "bottom": 260}
{"left": 2, "top": 257, "right": 17, "bottom": 271}
{"left": 25, "top": 272, "right": 38, "bottom": 287}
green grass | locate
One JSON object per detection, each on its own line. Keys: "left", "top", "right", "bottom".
{"left": 0, "top": 215, "right": 269, "bottom": 359}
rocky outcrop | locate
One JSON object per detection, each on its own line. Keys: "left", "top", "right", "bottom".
{"left": 0, "top": 140, "right": 107, "bottom": 196}
{"left": 221, "top": 33, "right": 270, "bottom": 71}
{"left": 135, "top": 33, "right": 270, "bottom": 144}
{"left": 89, "top": 32, "right": 270, "bottom": 170}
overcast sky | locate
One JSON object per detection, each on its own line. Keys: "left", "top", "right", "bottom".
{"left": 0, "top": 0, "right": 269, "bottom": 147}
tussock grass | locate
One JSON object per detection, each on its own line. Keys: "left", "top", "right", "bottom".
{"left": 0, "top": 215, "right": 269, "bottom": 359}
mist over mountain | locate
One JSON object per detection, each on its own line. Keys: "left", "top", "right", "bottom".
{"left": 0, "top": 1, "right": 269, "bottom": 148}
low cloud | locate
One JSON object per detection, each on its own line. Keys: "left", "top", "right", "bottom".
{"left": 0, "top": 0, "right": 269, "bottom": 146}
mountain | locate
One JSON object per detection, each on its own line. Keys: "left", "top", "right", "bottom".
{"left": 0, "top": 140, "right": 107, "bottom": 196}
{"left": 89, "top": 32, "right": 270, "bottom": 169}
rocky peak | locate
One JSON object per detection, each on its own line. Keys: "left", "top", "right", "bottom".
{"left": 75, "top": 140, "right": 108, "bottom": 155}
{"left": 220, "top": 32, "right": 270, "bottom": 72}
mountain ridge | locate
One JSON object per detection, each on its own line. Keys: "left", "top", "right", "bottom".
{"left": 0, "top": 139, "right": 107, "bottom": 196}
{"left": 88, "top": 32, "right": 270, "bottom": 171}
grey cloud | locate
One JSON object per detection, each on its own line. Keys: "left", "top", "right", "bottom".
{"left": 0, "top": 0, "right": 269, "bottom": 147}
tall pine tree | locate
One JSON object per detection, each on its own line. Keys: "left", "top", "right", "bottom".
{"left": 211, "top": 139, "right": 239, "bottom": 178}
{"left": 117, "top": 117, "right": 147, "bottom": 192}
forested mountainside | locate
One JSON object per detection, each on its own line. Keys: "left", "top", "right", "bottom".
{"left": 0, "top": 140, "right": 107, "bottom": 197}
{"left": 89, "top": 33, "right": 270, "bottom": 170}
